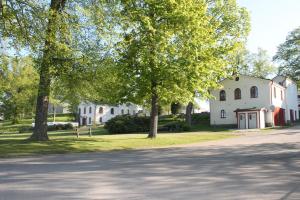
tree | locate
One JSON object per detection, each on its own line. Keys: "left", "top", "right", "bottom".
{"left": 1, "top": 0, "right": 113, "bottom": 140}
{"left": 237, "top": 48, "right": 276, "bottom": 79}
{"left": 0, "top": 56, "right": 39, "bottom": 123}
{"left": 273, "top": 27, "right": 300, "bottom": 84}
{"left": 112, "top": 0, "right": 250, "bottom": 138}
{"left": 171, "top": 103, "right": 182, "bottom": 115}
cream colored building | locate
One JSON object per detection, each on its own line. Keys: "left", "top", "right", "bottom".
{"left": 210, "top": 75, "right": 298, "bottom": 129}
{"left": 78, "top": 102, "right": 143, "bottom": 126}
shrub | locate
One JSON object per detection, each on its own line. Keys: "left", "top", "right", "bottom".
{"left": 191, "top": 112, "right": 210, "bottom": 125}
{"left": 159, "top": 121, "right": 190, "bottom": 132}
{"left": 47, "top": 123, "right": 74, "bottom": 131}
{"left": 104, "top": 115, "right": 150, "bottom": 134}
{"left": 18, "top": 126, "right": 33, "bottom": 133}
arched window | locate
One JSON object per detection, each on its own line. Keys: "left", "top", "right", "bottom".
{"left": 99, "top": 107, "right": 103, "bottom": 114}
{"left": 121, "top": 109, "right": 124, "bottom": 115}
{"left": 221, "top": 110, "right": 226, "bottom": 118}
{"left": 220, "top": 90, "right": 226, "bottom": 101}
{"left": 250, "top": 86, "right": 258, "bottom": 98}
{"left": 127, "top": 109, "right": 130, "bottom": 114}
{"left": 78, "top": 108, "right": 81, "bottom": 115}
{"left": 234, "top": 88, "right": 241, "bottom": 100}
{"left": 83, "top": 107, "right": 86, "bottom": 114}
{"left": 111, "top": 108, "right": 114, "bottom": 115}
{"left": 89, "top": 106, "right": 92, "bottom": 113}
{"left": 99, "top": 117, "right": 102, "bottom": 123}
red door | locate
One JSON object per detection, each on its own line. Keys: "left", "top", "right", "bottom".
{"left": 279, "top": 109, "right": 285, "bottom": 126}
{"left": 274, "top": 108, "right": 285, "bottom": 126}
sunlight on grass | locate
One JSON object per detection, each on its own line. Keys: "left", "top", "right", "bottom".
{"left": 0, "top": 128, "right": 236, "bottom": 157}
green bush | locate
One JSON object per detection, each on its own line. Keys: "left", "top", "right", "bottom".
{"left": 104, "top": 115, "right": 150, "bottom": 134}
{"left": 19, "top": 126, "right": 34, "bottom": 133}
{"left": 191, "top": 112, "right": 210, "bottom": 125}
{"left": 47, "top": 123, "right": 74, "bottom": 131}
{"left": 159, "top": 121, "right": 190, "bottom": 132}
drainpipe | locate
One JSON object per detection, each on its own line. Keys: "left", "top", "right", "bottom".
{"left": 271, "top": 81, "right": 274, "bottom": 127}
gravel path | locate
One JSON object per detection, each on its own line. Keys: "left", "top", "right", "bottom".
{"left": 0, "top": 126, "right": 299, "bottom": 200}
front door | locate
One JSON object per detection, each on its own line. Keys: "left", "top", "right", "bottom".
{"left": 239, "top": 113, "right": 246, "bottom": 129}
{"left": 248, "top": 112, "right": 257, "bottom": 129}
{"left": 290, "top": 109, "right": 294, "bottom": 122}
{"left": 82, "top": 117, "right": 87, "bottom": 126}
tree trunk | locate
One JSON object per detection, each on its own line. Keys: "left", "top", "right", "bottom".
{"left": 30, "top": 0, "right": 66, "bottom": 141}
{"left": 185, "top": 102, "right": 193, "bottom": 127}
{"left": 148, "top": 91, "right": 158, "bottom": 138}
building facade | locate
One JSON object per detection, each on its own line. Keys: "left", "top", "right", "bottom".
{"left": 210, "top": 75, "right": 298, "bottom": 129}
{"left": 78, "top": 102, "right": 143, "bottom": 126}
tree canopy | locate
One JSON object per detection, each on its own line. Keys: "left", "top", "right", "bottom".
{"left": 238, "top": 48, "right": 276, "bottom": 79}
{"left": 99, "top": 0, "right": 251, "bottom": 137}
{"left": 274, "top": 26, "right": 300, "bottom": 84}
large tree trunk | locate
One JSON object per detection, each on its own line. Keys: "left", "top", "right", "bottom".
{"left": 30, "top": 0, "right": 66, "bottom": 141}
{"left": 148, "top": 90, "right": 158, "bottom": 138}
{"left": 185, "top": 102, "right": 193, "bottom": 127}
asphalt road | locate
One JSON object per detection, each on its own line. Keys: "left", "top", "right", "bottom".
{"left": 0, "top": 127, "right": 299, "bottom": 200}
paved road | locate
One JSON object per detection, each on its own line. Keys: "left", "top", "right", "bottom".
{"left": 0, "top": 127, "right": 300, "bottom": 200}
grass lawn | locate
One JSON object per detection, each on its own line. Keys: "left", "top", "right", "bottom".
{"left": 0, "top": 127, "right": 236, "bottom": 158}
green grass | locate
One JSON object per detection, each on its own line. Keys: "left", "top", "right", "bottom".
{"left": 0, "top": 127, "right": 236, "bottom": 158}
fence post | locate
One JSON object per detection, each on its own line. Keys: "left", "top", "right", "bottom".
{"left": 89, "top": 127, "right": 92, "bottom": 137}
{"left": 76, "top": 128, "right": 79, "bottom": 138}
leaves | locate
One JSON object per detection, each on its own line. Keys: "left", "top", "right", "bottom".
{"left": 274, "top": 27, "right": 300, "bottom": 84}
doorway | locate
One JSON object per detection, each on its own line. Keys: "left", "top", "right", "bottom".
{"left": 239, "top": 113, "right": 246, "bottom": 129}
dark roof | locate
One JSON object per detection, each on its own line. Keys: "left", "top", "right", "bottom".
{"left": 234, "top": 107, "right": 265, "bottom": 112}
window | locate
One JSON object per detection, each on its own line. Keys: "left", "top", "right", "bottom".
{"left": 89, "top": 106, "right": 92, "bottom": 114}
{"left": 234, "top": 88, "right": 241, "bottom": 100}
{"left": 99, "top": 117, "right": 102, "bottom": 123}
{"left": 83, "top": 107, "right": 86, "bottom": 114}
{"left": 99, "top": 107, "right": 103, "bottom": 114}
{"left": 274, "top": 87, "right": 276, "bottom": 98}
{"left": 111, "top": 108, "right": 114, "bottom": 115}
{"left": 220, "top": 90, "right": 226, "bottom": 101}
{"left": 88, "top": 117, "right": 91, "bottom": 124}
{"left": 281, "top": 90, "right": 283, "bottom": 100}
{"left": 78, "top": 108, "right": 81, "bottom": 115}
{"left": 127, "top": 109, "right": 130, "bottom": 114}
{"left": 121, "top": 109, "right": 124, "bottom": 115}
{"left": 250, "top": 86, "right": 258, "bottom": 98}
{"left": 221, "top": 110, "right": 226, "bottom": 118}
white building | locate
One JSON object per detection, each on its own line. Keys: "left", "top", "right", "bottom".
{"left": 78, "top": 102, "right": 143, "bottom": 126}
{"left": 210, "top": 75, "right": 298, "bottom": 129}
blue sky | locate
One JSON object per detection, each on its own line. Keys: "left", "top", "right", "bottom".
{"left": 237, "top": 0, "right": 300, "bottom": 57}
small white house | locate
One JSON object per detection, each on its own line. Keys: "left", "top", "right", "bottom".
{"left": 78, "top": 102, "right": 143, "bottom": 126}
{"left": 210, "top": 75, "right": 298, "bottom": 129}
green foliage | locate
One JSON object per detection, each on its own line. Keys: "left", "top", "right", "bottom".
{"left": 104, "top": 115, "right": 150, "bottom": 134}
{"left": 191, "top": 112, "right": 210, "bottom": 125}
{"left": 171, "top": 103, "right": 182, "bottom": 115}
{"left": 238, "top": 48, "right": 276, "bottom": 78}
{"left": 0, "top": 56, "right": 39, "bottom": 123}
{"left": 159, "top": 121, "right": 190, "bottom": 132}
{"left": 274, "top": 27, "right": 300, "bottom": 84}
{"left": 93, "top": 0, "right": 250, "bottom": 136}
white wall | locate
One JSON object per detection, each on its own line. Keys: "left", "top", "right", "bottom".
{"left": 78, "top": 102, "right": 143, "bottom": 125}
{"left": 210, "top": 75, "right": 271, "bottom": 126}
{"left": 273, "top": 76, "right": 299, "bottom": 121}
